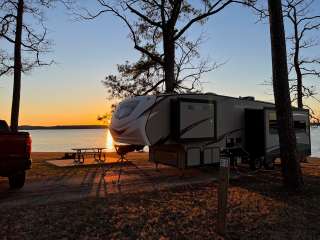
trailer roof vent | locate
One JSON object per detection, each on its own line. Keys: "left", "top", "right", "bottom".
{"left": 239, "top": 96, "right": 255, "bottom": 101}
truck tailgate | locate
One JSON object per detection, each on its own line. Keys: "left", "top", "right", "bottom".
{"left": 0, "top": 132, "right": 31, "bottom": 159}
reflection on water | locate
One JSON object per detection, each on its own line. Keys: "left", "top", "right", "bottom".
{"left": 106, "top": 128, "right": 115, "bottom": 152}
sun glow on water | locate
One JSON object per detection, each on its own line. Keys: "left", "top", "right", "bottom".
{"left": 106, "top": 129, "right": 115, "bottom": 152}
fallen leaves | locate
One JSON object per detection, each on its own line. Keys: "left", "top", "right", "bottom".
{"left": 0, "top": 158, "right": 320, "bottom": 239}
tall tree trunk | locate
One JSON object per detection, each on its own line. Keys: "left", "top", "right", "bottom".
{"left": 295, "top": 61, "right": 303, "bottom": 109}
{"left": 268, "top": 0, "right": 303, "bottom": 190}
{"left": 293, "top": 7, "right": 303, "bottom": 109}
{"left": 163, "top": 26, "right": 175, "bottom": 93}
{"left": 10, "top": 0, "right": 23, "bottom": 132}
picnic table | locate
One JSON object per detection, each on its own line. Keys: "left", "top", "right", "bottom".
{"left": 72, "top": 147, "right": 106, "bottom": 164}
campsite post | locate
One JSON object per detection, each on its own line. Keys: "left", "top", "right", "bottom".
{"left": 217, "top": 154, "right": 230, "bottom": 237}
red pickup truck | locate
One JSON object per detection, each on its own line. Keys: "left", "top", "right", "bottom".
{"left": 0, "top": 120, "right": 32, "bottom": 189}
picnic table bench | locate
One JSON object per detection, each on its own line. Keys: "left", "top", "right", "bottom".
{"left": 72, "top": 147, "right": 106, "bottom": 164}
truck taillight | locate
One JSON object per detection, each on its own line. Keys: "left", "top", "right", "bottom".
{"left": 26, "top": 136, "right": 32, "bottom": 153}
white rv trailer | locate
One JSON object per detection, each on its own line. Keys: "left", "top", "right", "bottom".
{"left": 109, "top": 93, "right": 311, "bottom": 169}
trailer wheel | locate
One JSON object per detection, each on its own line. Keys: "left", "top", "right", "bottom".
{"left": 241, "top": 156, "right": 249, "bottom": 164}
{"left": 8, "top": 171, "right": 26, "bottom": 189}
{"left": 250, "top": 157, "right": 262, "bottom": 170}
{"left": 264, "top": 158, "right": 275, "bottom": 170}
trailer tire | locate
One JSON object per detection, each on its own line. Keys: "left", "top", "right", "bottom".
{"left": 250, "top": 157, "right": 262, "bottom": 170}
{"left": 8, "top": 171, "right": 26, "bottom": 189}
{"left": 264, "top": 158, "right": 275, "bottom": 170}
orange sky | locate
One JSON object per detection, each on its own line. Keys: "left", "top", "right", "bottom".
{"left": 0, "top": 75, "right": 115, "bottom": 126}
{"left": 1, "top": 105, "right": 110, "bottom": 126}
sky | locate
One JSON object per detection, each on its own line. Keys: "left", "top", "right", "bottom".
{"left": 0, "top": 1, "right": 319, "bottom": 126}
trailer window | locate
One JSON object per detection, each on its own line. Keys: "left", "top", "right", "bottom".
{"left": 269, "top": 120, "right": 278, "bottom": 134}
{"left": 267, "top": 112, "right": 277, "bottom": 134}
{"left": 269, "top": 120, "right": 307, "bottom": 134}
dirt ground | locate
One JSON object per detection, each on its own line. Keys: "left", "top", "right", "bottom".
{"left": 0, "top": 152, "right": 222, "bottom": 207}
{"left": 0, "top": 153, "right": 319, "bottom": 240}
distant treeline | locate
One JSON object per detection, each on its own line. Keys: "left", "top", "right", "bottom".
{"left": 19, "top": 125, "right": 107, "bottom": 130}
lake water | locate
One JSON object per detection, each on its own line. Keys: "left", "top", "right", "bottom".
{"left": 29, "top": 129, "right": 115, "bottom": 152}
{"left": 29, "top": 128, "right": 320, "bottom": 157}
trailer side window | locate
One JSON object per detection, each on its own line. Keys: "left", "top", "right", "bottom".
{"left": 269, "top": 120, "right": 278, "bottom": 134}
{"left": 268, "top": 112, "right": 278, "bottom": 134}
{"left": 269, "top": 119, "right": 307, "bottom": 134}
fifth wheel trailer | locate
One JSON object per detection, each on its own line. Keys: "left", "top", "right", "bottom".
{"left": 109, "top": 93, "right": 311, "bottom": 169}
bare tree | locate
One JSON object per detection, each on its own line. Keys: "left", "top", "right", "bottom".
{"left": 0, "top": 0, "right": 57, "bottom": 131}
{"left": 284, "top": 0, "right": 320, "bottom": 110}
{"left": 82, "top": 0, "right": 256, "bottom": 94}
{"left": 102, "top": 35, "right": 219, "bottom": 99}
{"left": 254, "top": 0, "right": 320, "bottom": 114}
{"left": 268, "top": 0, "right": 303, "bottom": 190}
